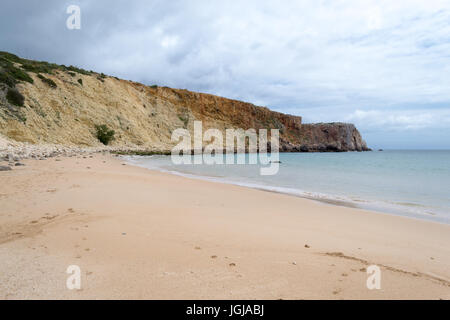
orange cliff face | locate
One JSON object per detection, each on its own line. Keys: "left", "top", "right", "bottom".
{"left": 157, "top": 88, "right": 369, "bottom": 152}
{"left": 0, "top": 52, "right": 369, "bottom": 152}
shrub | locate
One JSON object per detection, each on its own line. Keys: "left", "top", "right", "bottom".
{"left": 6, "top": 65, "right": 33, "bottom": 83}
{"left": 6, "top": 88, "right": 24, "bottom": 106}
{"left": 0, "top": 71, "right": 16, "bottom": 87}
{"left": 65, "top": 65, "right": 91, "bottom": 75}
{"left": 0, "top": 57, "right": 13, "bottom": 68}
{"left": 0, "top": 51, "right": 86, "bottom": 79}
{"left": 95, "top": 124, "right": 115, "bottom": 145}
{"left": 22, "top": 62, "right": 55, "bottom": 74}
{"left": 38, "top": 74, "right": 57, "bottom": 88}
{"left": 77, "top": 78, "right": 83, "bottom": 85}
{"left": 0, "top": 52, "right": 56, "bottom": 76}
{"left": 0, "top": 51, "right": 22, "bottom": 63}
{"left": 68, "top": 71, "right": 76, "bottom": 77}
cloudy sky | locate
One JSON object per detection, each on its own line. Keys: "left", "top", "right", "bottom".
{"left": 1, "top": 0, "right": 450, "bottom": 149}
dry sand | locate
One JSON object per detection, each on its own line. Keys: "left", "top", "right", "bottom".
{"left": 0, "top": 154, "right": 449, "bottom": 299}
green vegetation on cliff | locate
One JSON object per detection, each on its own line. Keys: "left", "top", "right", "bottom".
{"left": 95, "top": 124, "right": 116, "bottom": 145}
{"left": 37, "top": 74, "right": 57, "bottom": 88}
{"left": 0, "top": 51, "right": 92, "bottom": 82}
{"left": 6, "top": 88, "right": 24, "bottom": 106}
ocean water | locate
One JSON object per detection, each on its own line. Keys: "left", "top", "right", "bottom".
{"left": 124, "top": 150, "right": 450, "bottom": 224}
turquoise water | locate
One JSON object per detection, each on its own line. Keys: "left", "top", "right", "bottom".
{"left": 124, "top": 150, "right": 450, "bottom": 224}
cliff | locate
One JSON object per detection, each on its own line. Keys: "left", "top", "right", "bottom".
{"left": 0, "top": 51, "right": 369, "bottom": 153}
{"left": 283, "top": 123, "right": 369, "bottom": 152}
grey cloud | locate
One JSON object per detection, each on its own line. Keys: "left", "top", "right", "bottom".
{"left": 1, "top": 0, "right": 450, "bottom": 148}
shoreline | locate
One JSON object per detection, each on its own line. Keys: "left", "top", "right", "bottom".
{"left": 0, "top": 134, "right": 370, "bottom": 162}
{"left": 122, "top": 155, "right": 450, "bottom": 226}
{"left": 1, "top": 154, "right": 449, "bottom": 299}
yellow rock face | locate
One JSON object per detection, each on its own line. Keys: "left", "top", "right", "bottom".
{"left": 1, "top": 70, "right": 304, "bottom": 151}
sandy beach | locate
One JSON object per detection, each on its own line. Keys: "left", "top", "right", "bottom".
{"left": 0, "top": 154, "right": 449, "bottom": 300}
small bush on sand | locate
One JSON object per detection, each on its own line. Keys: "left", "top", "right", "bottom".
{"left": 95, "top": 124, "right": 115, "bottom": 145}
{"left": 77, "top": 78, "right": 83, "bottom": 85}
{"left": 6, "top": 88, "right": 24, "bottom": 106}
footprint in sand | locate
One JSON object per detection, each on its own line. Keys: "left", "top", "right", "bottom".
{"left": 211, "top": 255, "right": 217, "bottom": 259}
{"left": 194, "top": 246, "right": 201, "bottom": 250}
{"left": 332, "top": 289, "right": 342, "bottom": 295}
{"left": 46, "top": 188, "right": 57, "bottom": 193}
{"left": 229, "top": 263, "right": 236, "bottom": 267}
{"left": 42, "top": 215, "right": 58, "bottom": 220}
